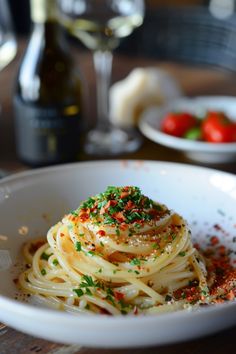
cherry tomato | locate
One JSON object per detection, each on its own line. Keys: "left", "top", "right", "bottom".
{"left": 161, "top": 112, "right": 197, "bottom": 137}
{"left": 202, "top": 112, "right": 236, "bottom": 143}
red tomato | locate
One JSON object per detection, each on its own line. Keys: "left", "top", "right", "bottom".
{"left": 161, "top": 112, "right": 197, "bottom": 137}
{"left": 202, "top": 112, "right": 236, "bottom": 143}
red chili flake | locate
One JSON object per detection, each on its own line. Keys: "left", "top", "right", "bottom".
{"left": 133, "top": 306, "right": 138, "bottom": 315}
{"left": 112, "top": 212, "right": 126, "bottom": 223}
{"left": 226, "top": 290, "right": 235, "bottom": 301}
{"left": 194, "top": 243, "right": 200, "bottom": 250}
{"left": 100, "top": 308, "right": 111, "bottom": 315}
{"left": 97, "top": 230, "right": 106, "bottom": 237}
{"left": 210, "top": 236, "right": 219, "bottom": 246}
{"left": 123, "top": 186, "right": 130, "bottom": 192}
{"left": 13, "top": 278, "right": 18, "bottom": 284}
{"left": 114, "top": 291, "right": 125, "bottom": 301}
{"left": 119, "top": 223, "right": 128, "bottom": 231}
{"left": 60, "top": 233, "right": 65, "bottom": 237}
{"left": 218, "top": 245, "right": 226, "bottom": 256}
{"left": 125, "top": 200, "right": 135, "bottom": 210}
{"left": 79, "top": 213, "right": 89, "bottom": 222}
{"left": 120, "top": 191, "right": 129, "bottom": 199}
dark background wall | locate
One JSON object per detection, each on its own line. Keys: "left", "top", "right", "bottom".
{"left": 8, "top": 0, "right": 30, "bottom": 34}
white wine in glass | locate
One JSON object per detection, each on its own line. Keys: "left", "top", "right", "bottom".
{"left": 59, "top": 0, "right": 145, "bottom": 155}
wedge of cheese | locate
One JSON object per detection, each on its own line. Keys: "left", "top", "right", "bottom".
{"left": 109, "top": 67, "right": 182, "bottom": 127}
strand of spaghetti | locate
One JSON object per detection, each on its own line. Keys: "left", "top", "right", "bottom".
{"left": 127, "top": 277, "right": 165, "bottom": 303}
{"left": 31, "top": 243, "right": 51, "bottom": 279}
{"left": 47, "top": 224, "right": 84, "bottom": 283}
{"left": 19, "top": 270, "right": 75, "bottom": 296}
{"left": 27, "top": 270, "right": 74, "bottom": 289}
{"left": 189, "top": 253, "right": 208, "bottom": 290}
{"left": 33, "top": 295, "right": 92, "bottom": 314}
{"left": 82, "top": 295, "right": 121, "bottom": 315}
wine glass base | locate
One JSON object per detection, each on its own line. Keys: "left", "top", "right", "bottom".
{"left": 84, "top": 127, "right": 142, "bottom": 156}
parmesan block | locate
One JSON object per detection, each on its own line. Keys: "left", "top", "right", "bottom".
{"left": 109, "top": 68, "right": 182, "bottom": 127}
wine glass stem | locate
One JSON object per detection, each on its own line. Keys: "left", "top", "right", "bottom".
{"left": 93, "top": 50, "right": 113, "bottom": 131}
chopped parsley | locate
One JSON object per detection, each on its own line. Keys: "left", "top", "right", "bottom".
{"left": 130, "top": 258, "right": 141, "bottom": 266}
{"left": 41, "top": 268, "right": 46, "bottom": 276}
{"left": 85, "top": 288, "right": 92, "bottom": 296}
{"left": 73, "top": 288, "right": 84, "bottom": 297}
{"left": 87, "top": 251, "right": 95, "bottom": 257}
{"left": 179, "top": 251, "right": 186, "bottom": 257}
{"left": 52, "top": 259, "right": 59, "bottom": 266}
{"left": 106, "top": 294, "right": 115, "bottom": 306}
{"left": 73, "top": 275, "right": 103, "bottom": 298}
{"left": 80, "top": 275, "right": 97, "bottom": 288}
{"left": 41, "top": 252, "right": 52, "bottom": 261}
{"left": 71, "top": 211, "right": 78, "bottom": 217}
{"left": 115, "top": 228, "right": 120, "bottom": 236}
{"left": 75, "top": 241, "right": 82, "bottom": 252}
{"left": 152, "top": 243, "right": 160, "bottom": 249}
{"left": 80, "top": 197, "right": 96, "bottom": 210}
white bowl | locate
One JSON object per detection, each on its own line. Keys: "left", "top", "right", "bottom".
{"left": 0, "top": 160, "right": 236, "bottom": 347}
{"left": 139, "top": 96, "right": 236, "bottom": 163}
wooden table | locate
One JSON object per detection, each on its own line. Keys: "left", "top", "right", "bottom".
{"left": 0, "top": 40, "right": 236, "bottom": 353}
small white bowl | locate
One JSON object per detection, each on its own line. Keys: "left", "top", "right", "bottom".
{"left": 139, "top": 96, "right": 236, "bottom": 163}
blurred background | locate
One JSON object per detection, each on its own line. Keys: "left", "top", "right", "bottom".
{"left": 2, "top": 0, "right": 236, "bottom": 172}
{"left": 8, "top": 0, "right": 236, "bottom": 71}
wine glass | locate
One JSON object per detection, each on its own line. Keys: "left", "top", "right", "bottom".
{"left": 0, "top": 0, "right": 17, "bottom": 178}
{"left": 59, "top": 0, "right": 145, "bottom": 155}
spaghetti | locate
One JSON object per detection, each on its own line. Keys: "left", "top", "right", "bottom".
{"left": 19, "top": 186, "right": 214, "bottom": 315}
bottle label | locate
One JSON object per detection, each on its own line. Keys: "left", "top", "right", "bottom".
{"left": 14, "top": 95, "right": 82, "bottom": 166}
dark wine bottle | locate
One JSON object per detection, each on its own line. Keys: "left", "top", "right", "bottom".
{"left": 14, "top": 0, "right": 83, "bottom": 167}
